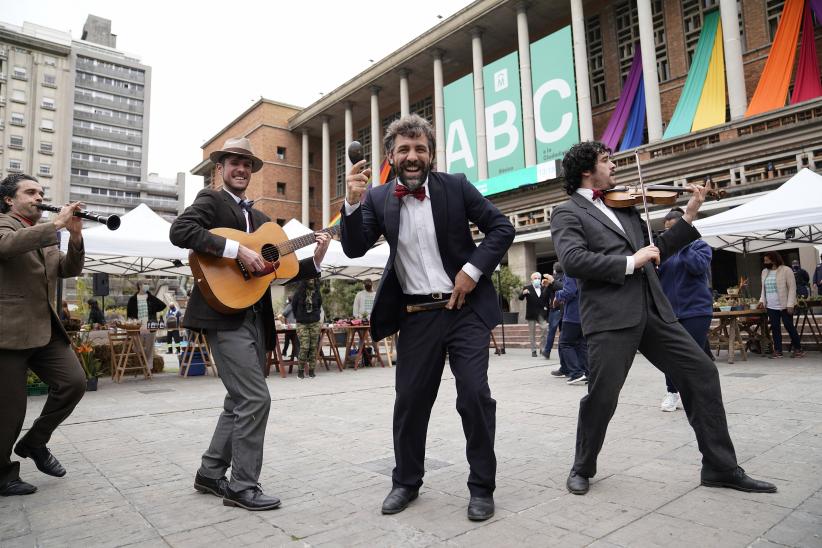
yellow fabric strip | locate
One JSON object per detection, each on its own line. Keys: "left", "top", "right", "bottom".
{"left": 692, "top": 21, "right": 727, "bottom": 131}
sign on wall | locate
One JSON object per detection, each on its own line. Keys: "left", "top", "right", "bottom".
{"left": 482, "top": 51, "right": 525, "bottom": 178}
{"left": 443, "top": 73, "right": 478, "bottom": 182}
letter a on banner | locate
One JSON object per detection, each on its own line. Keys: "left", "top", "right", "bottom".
{"left": 443, "top": 73, "right": 478, "bottom": 181}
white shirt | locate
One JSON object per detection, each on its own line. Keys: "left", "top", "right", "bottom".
{"left": 575, "top": 188, "right": 635, "bottom": 275}
{"left": 531, "top": 284, "right": 542, "bottom": 298}
{"left": 344, "top": 179, "right": 482, "bottom": 294}
{"left": 221, "top": 188, "right": 250, "bottom": 259}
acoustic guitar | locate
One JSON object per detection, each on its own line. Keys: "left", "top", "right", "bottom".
{"left": 189, "top": 223, "right": 340, "bottom": 314}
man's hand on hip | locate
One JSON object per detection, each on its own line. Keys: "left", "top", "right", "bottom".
{"left": 447, "top": 270, "right": 477, "bottom": 310}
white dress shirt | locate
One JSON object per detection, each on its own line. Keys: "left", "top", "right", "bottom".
{"left": 221, "top": 188, "right": 249, "bottom": 259}
{"left": 575, "top": 188, "right": 635, "bottom": 275}
{"left": 345, "top": 179, "right": 482, "bottom": 295}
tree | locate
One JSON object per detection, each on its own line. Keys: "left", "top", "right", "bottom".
{"left": 494, "top": 265, "right": 522, "bottom": 312}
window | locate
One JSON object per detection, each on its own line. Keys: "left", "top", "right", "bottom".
{"left": 276, "top": 182, "right": 286, "bottom": 195}
{"left": 10, "top": 113, "right": 24, "bottom": 126}
{"left": 43, "top": 73, "right": 57, "bottom": 87}
{"left": 682, "top": 0, "right": 744, "bottom": 65}
{"left": 41, "top": 119, "right": 54, "bottom": 132}
{"left": 9, "top": 135, "right": 23, "bottom": 150}
{"left": 11, "top": 89, "right": 25, "bottom": 103}
{"left": 766, "top": 0, "right": 785, "bottom": 42}
{"left": 587, "top": 15, "right": 606, "bottom": 106}
{"left": 40, "top": 142, "right": 53, "bottom": 154}
{"left": 308, "top": 152, "right": 314, "bottom": 165}
{"left": 42, "top": 97, "right": 55, "bottom": 110}
{"left": 335, "top": 140, "right": 346, "bottom": 197}
{"left": 309, "top": 187, "right": 315, "bottom": 205}
{"left": 12, "top": 66, "right": 27, "bottom": 80}
{"left": 382, "top": 112, "right": 401, "bottom": 134}
{"left": 8, "top": 160, "right": 22, "bottom": 172}
{"left": 276, "top": 218, "right": 285, "bottom": 226}
{"left": 616, "top": 0, "right": 669, "bottom": 82}
{"left": 39, "top": 164, "right": 51, "bottom": 176}
{"left": 276, "top": 146, "right": 286, "bottom": 160}
{"left": 44, "top": 55, "right": 57, "bottom": 67}
{"left": 411, "top": 97, "right": 434, "bottom": 123}
{"left": 356, "top": 127, "right": 372, "bottom": 165}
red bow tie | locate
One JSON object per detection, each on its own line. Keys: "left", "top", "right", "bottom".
{"left": 394, "top": 184, "right": 426, "bottom": 201}
{"left": 591, "top": 189, "right": 605, "bottom": 201}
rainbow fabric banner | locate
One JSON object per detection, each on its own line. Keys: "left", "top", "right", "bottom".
{"left": 620, "top": 76, "right": 646, "bottom": 150}
{"left": 601, "top": 43, "right": 643, "bottom": 150}
{"left": 326, "top": 158, "right": 393, "bottom": 227}
{"left": 664, "top": 10, "right": 725, "bottom": 138}
{"left": 790, "top": 0, "right": 822, "bottom": 104}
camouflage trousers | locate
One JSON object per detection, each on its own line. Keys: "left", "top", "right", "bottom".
{"left": 296, "top": 321, "right": 321, "bottom": 370}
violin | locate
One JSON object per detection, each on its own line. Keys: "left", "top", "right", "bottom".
{"left": 601, "top": 183, "right": 726, "bottom": 209}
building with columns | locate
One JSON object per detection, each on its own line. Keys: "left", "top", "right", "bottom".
{"left": 195, "top": 0, "right": 822, "bottom": 316}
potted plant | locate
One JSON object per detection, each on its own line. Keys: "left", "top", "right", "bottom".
{"left": 495, "top": 266, "right": 523, "bottom": 324}
{"left": 26, "top": 371, "right": 49, "bottom": 397}
{"left": 72, "top": 331, "right": 102, "bottom": 391}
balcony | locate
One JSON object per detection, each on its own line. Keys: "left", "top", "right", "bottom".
{"left": 76, "top": 58, "right": 146, "bottom": 84}
{"left": 71, "top": 192, "right": 178, "bottom": 213}
{"left": 72, "top": 126, "right": 143, "bottom": 146}
{"left": 74, "top": 91, "right": 145, "bottom": 115}
{"left": 71, "top": 158, "right": 141, "bottom": 176}
{"left": 75, "top": 78, "right": 144, "bottom": 99}
{"left": 73, "top": 108, "right": 144, "bottom": 130}
{"left": 71, "top": 141, "right": 142, "bottom": 161}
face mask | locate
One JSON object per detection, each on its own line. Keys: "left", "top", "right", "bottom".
{"left": 532, "top": 280, "right": 540, "bottom": 288}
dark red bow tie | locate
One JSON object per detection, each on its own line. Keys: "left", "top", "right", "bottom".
{"left": 394, "top": 184, "right": 426, "bottom": 201}
{"left": 591, "top": 189, "right": 605, "bottom": 201}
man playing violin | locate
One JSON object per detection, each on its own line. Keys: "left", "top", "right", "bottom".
{"left": 0, "top": 174, "right": 86, "bottom": 496}
{"left": 551, "top": 141, "right": 776, "bottom": 496}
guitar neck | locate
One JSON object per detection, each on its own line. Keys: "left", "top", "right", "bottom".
{"left": 277, "top": 225, "right": 341, "bottom": 255}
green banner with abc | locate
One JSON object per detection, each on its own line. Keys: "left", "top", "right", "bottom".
{"left": 530, "top": 26, "right": 579, "bottom": 162}
{"left": 443, "top": 73, "right": 478, "bottom": 182}
{"left": 482, "top": 51, "right": 525, "bottom": 178}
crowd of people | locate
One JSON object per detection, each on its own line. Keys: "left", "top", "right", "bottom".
{"left": 9, "top": 117, "right": 822, "bottom": 525}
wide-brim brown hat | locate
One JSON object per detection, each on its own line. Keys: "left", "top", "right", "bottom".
{"left": 209, "top": 137, "right": 263, "bottom": 173}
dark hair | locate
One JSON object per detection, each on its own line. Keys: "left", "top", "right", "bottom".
{"left": 0, "top": 173, "right": 38, "bottom": 214}
{"left": 87, "top": 299, "right": 99, "bottom": 308}
{"left": 664, "top": 207, "right": 685, "bottom": 222}
{"left": 384, "top": 114, "right": 436, "bottom": 159}
{"left": 763, "top": 251, "right": 784, "bottom": 267}
{"left": 364, "top": 279, "right": 373, "bottom": 290}
{"left": 553, "top": 262, "right": 563, "bottom": 274}
{"left": 561, "top": 141, "right": 611, "bottom": 195}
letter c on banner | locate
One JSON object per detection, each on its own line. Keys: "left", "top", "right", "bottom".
{"left": 534, "top": 78, "right": 573, "bottom": 144}
{"left": 446, "top": 120, "right": 476, "bottom": 172}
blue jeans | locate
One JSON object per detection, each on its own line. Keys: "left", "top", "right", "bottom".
{"left": 766, "top": 308, "right": 802, "bottom": 353}
{"left": 542, "top": 308, "right": 562, "bottom": 358}
{"left": 558, "top": 321, "right": 588, "bottom": 379}
{"left": 665, "top": 315, "right": 712, "bottom": 393}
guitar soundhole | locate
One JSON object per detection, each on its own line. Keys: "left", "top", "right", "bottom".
{"left": 261, "top": 244, "right": 279, "bottom": 263}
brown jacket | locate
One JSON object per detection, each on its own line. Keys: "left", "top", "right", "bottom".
{"left": 0, "top": 213, "right": 85, "bottom": 349}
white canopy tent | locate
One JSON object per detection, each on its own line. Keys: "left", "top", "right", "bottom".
{"left": 694, "top": 169, "right": 822, "bottom": 253}
{"left": 282, "top": 219, "right": 389, "bottom": 279}
{"left": 59, "top": 203, "right": 190, "bottom": 276}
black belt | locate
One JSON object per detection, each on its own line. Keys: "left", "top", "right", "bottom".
{"left": 404, "top": 292, "right": 452, "bottom": 304}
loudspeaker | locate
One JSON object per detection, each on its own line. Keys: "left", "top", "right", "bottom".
{"left": 93, "top": 273, "right": 110, "bottom": 296}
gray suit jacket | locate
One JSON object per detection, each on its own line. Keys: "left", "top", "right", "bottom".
{"left": 550, "top": 193, "right": 699, "bottom": 336}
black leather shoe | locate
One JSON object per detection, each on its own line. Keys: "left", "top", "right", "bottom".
{"left": 550, "top": 369, "right": 565, "bottom": 377}
{"left": 566, "top": 470, "right": 589, "bottom": 495}
{"left": 309, "top": 369, "right": 316, "bottom": 378}
{"left": 532, "top": 351, "right": 538, "bottom": 357}
{"left": 194, "top": 472, "right": 229, "bottom": 498}
{"left": 0, "top": 478, "right": 37, "bottom": 496}
{"left": 223, "top": 485, "right": 282, "bottom": 511}
{"left": 701, "top": 467, "right": 777, "bottom": 493}
{"left": 14, "top": 445, "right": 66, "bottom": 478}
{"left": 467, "top": 495, "right": 494, "bottom": 521}
{"left": 381, "top": 487, "right": 419, "bottom": 514}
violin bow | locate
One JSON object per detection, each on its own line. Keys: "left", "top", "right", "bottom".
{"left": 633, "top": 150, "right": 654, "bottom": 244}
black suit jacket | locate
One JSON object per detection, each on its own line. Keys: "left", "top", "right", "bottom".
{"left": 550, "top": 193, "right": 699, "bottom": 336}
{"left": 518, "top": 284, "right": 551, "bottom": 321}
{"left": 170, "top": 188, "right": 316, "bottom": 348}
{"left": 340, "top": 172, "right": 515, "bottom": 341}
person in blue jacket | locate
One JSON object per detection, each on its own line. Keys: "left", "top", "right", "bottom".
{"left": 657, "top": 207, "right": 714, "bottom": 412}
{"left": 553, "top": 276, "right": 589, "bottom": 385}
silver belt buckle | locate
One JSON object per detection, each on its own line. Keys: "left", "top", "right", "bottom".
{"left": 432, "top": 292, "right": 442, "bottom": 300}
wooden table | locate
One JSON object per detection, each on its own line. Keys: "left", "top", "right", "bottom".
{"left": 317, "top": 327, "right": 344, "bottom": 372}
{"left": 266, "top": 328, "right": 297, "bottom": 378}
{"left": 337, "top": 325, "right": 385, "bottom": 369}
{"left": 794, "top": 299, "right": 822, "bottom": 350}
{"left": 710, "top": 309, "right": 768, "bottom": 364}
{"left": 266, "top": 327, "right": 345, "bottom": 377}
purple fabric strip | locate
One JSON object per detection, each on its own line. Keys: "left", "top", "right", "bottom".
{"left": 600, "top": 42, "right": 643, "bottom": 149}
{"left": 810, "top": 0, "right": 822, "bottom": 23}
{"left": 619, "top": 75, "right": 647, "bottom": 151}
{"left": 791, "top": 0, "right": 822, "bottom": 103}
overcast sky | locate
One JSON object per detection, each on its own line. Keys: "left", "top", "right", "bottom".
{"left": 4, "top": 0, "right": 472, "bottom": 204}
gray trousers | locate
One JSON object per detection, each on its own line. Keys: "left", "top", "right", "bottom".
{"left": 199, "top": 309, "right": 270, "bottom": 491}
{"left": 527, "top": 317, "right": 548, "bottom": 352}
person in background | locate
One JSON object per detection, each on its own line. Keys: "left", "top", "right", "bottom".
{"left": 518, "top": 272, "right": 550, "bottom": 357}
{"left": 60, "top": 301, "right": 71, "bottom": 323}
{"left": 543, "top": 263, "right": 564, "bottom": 362}
{"left": 813, "top": 252, "right": 822, "bottom": 297}
{"left": 352, "top": 279, "right": 377, "bottom": 319}
{"left": 758, "top": 251, "right": 804, "bottom": 358}
{"left": 279, "top": 297, "right": 299, "bottom": 360}
{"left": 291, "top": 278, "right": 323, "bottom": 379}
{"left": 791, "top": 260, "right": 810, "bottom": 299}
{"left": 553, "top": 276, "right": 589, "bottom": 385}
{"left": 127, "top": 282, "right": 166, "bottom": 325}
{"left": 165, "top": 303, "right": 182, "bottom": 354}
{"left": 87, "top": 299, "right": 106, "bottom": 327}
{"left": 657, "top": 207, "right": 714, "bottom": 412}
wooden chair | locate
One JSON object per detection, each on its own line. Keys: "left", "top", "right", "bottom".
{"left": 108, "top": 328, "right": 152, "bottom": 383}
{"left": 180, "top": 331, "right": 218, "bottom": 377}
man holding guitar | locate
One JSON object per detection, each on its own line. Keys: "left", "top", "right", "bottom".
{"left": 170, "top": 137, "right": 330, "bottom": 511}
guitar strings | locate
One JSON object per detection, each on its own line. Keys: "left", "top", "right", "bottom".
{"left": 257, "top": 226, "right": 341, "bottom": 263}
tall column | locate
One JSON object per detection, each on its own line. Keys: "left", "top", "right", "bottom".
{"left": 433, "top": 49, "right": 447, "bottom": 172}
{"left": 370, "top": 86, "right": 382, "bottom": 179}
{"left": 720, "top": 0, "right": 747, "bottom": 120}
{"left": 321, "top": 116, "right": 330, "bottom": 228}
{"left": 516, "top": 2, "right": 537, "bottom": 165}
{"left": 344, "top": 102, "right": 354, "bottom": 173}
{"left": 570, "top": 0, "right": 594, "bottom": 141}
{"left": 636, "top": 0, "right": 663, "bottom": 141}
{"left": 301, "top": 129, "right": 310, "bottom": 225}
{"left": 399, "top": 69, "right": 410, "bottom": 117}
{"left": 471, "top": 28, "right": 489, "bottom": 180}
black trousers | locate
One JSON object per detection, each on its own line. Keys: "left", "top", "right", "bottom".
{"left": 573, "top": 282, "right": 738, "bottom": 478}
{"left": 393, "top": 305, "right": 496, "bottom": 497}
{"left": 0, "top": 324, "right": 86, "bottom": 485}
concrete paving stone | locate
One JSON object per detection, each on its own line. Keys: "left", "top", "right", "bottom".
{"left": 764, "top": 511, "right": 822, "bottom": 547}
{"left": 583, "top": 473, "right": 697, "bottom": 512}
{"left": 450, "top": 513, "right": 596, "bottom": 548}
{"left": 797, "top": 491, "right": 822, "bottom": 516}
{"left": 519, "top": 496, "right": 647, "bottom": 539}
{"left": 600, "top": 511, "right": 756, "bottom": 547}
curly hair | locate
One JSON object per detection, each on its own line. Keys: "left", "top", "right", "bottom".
{"left": 561, "top": 141, "right": 611, "bottom": 195}
{"left": 0, "top": 173, "right": 38, "bottom": 214}
{"left": 384, "top": 114, "right": 436, "bottom": 158}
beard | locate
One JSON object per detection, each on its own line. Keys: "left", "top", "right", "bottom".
{"left": 397, "top": 160, "right": 430, "bottom": 191}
